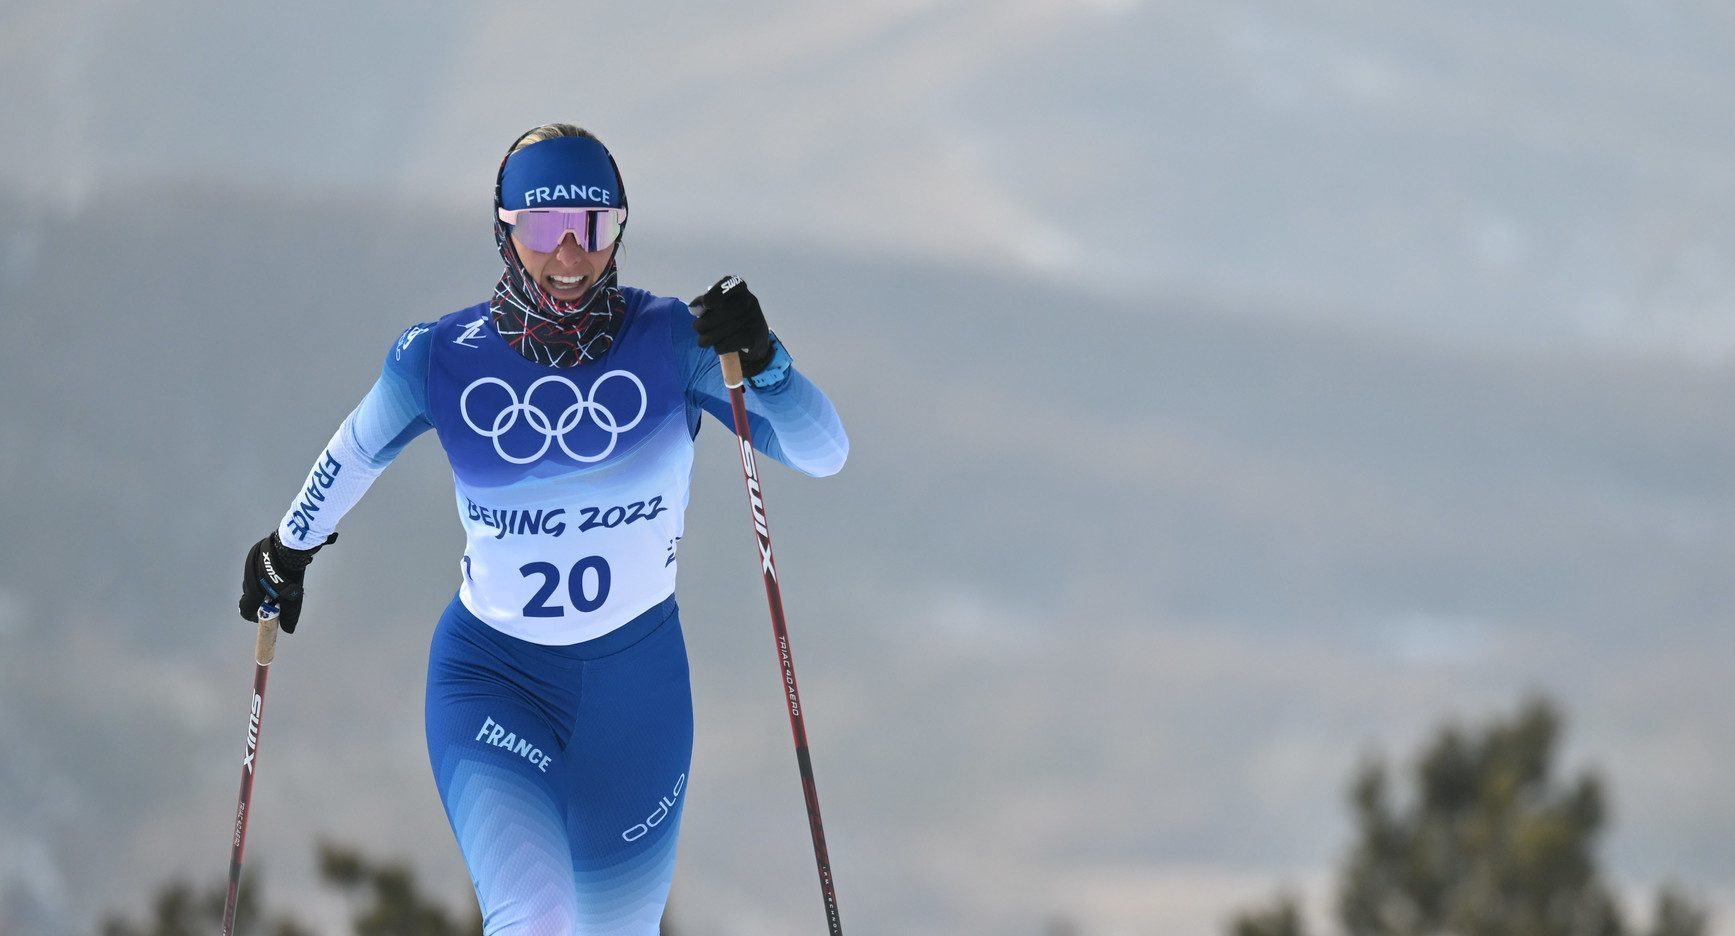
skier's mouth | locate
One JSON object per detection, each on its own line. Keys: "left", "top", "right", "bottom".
{"left": 547, "top": 274, "right": 588, "bottom": 297}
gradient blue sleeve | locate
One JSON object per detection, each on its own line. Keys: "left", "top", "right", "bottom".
{"left": 677, "top": 314, "right": 848, "bottom": 478}
{"left": 277, "top": 324, "right": 436, "bottom": 547}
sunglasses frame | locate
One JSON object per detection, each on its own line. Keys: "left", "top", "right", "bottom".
{"left": 498, "top": 206, "right": 628, "bottom": 253}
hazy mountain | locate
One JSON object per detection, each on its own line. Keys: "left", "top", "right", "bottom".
{"left": 6, "top": 0, "right": 1735, "bottom": 358}
{"left": 0, "top": 181, "right": 1730, "bottom": 935}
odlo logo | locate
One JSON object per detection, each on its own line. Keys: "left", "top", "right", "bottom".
{"left": 621, "top": 773, "right": 686, "bottom": 842}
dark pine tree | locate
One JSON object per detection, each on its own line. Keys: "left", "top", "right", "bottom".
{"left": 1229, "top": 697, "right": 1709, "bottom": 936}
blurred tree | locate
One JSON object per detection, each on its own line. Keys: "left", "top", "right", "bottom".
{"left": 318, "top": 840, "right": 483, "bottom": 936}
{"left": 1647, "top": 890, "right": 1710, "bottom": 936}
{"left": 1231, "top": 893, "right": 1307, "bottom": 936}
{"left": 102, "top": 845, "right": 685, "bottom": 935}
{"left": 98, "top": 868, "right": 311, "bottom": 936}
{"left": 1229, "top": 698, "right": 1709, "bottom": 936}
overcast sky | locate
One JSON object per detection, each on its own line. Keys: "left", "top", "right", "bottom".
{"left": 2, "top": 3, "right": 1733, "bottom": 935}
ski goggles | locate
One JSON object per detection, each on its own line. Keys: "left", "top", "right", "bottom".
{"left": 498, "top": 207, "right": 627, "bottom": 253}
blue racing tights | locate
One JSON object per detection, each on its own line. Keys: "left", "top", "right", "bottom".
{"left": 425, "top": 593, "right": 693, "bottom": 935}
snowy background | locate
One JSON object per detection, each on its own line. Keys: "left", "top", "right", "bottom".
{"left": 1, "top": 1, "right": 1732, "bottom": 934}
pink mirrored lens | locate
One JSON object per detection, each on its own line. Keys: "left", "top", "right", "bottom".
{"left": 506, "top": 209, "right": 624, "bottom": 253}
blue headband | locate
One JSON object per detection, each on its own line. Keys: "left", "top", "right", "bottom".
{"left": 499, "top": 136, "right": 624, "bottom": 211}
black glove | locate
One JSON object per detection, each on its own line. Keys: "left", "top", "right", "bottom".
{"left": 238, "top": 531, "right": 335, "bottom": 633}
{"left": 690, "top": 275, "right": 773, "bottom": 377}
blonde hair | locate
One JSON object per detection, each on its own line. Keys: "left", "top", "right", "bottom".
{"left": 509, "top": 123, "right": 597, "bottom": 155}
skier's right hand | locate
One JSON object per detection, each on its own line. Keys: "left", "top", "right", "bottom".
{"left": 690, "top": 275, "right": 774, "bottom": 377}
{"left": 238, "top": 531, "right": 335, "bottom": 633}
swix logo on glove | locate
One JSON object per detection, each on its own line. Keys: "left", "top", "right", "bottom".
{"left": 259, "top": 551, "right": 287, "bottom": 588}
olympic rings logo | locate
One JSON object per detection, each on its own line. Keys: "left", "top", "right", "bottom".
{"left": 459, "top": 371, "right": 648, "bottom": 465}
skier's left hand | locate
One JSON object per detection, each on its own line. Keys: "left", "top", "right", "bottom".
{"left": 690, "top": 275, "right": 773, "bottom": 377}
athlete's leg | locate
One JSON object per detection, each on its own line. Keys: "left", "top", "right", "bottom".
{"left": 426, "top": 599, "right": 581, "bottom": 935}
{"left": 561, "top": 601, "right": 695, "bottom": 936}
{"left": 425, "top": 595, "right": 695, "bottom": 935}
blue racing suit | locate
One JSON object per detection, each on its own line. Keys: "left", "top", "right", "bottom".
{"left": 273, "top": 288, "right": 847, "bottom": 934}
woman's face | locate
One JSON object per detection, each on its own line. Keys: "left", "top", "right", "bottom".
{"left": 512, "top": 230, "right": 616, "bottom": 303}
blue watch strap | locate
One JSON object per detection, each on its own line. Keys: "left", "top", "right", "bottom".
{"left": 745, "top": 334, "right": 794, "bottom": 389}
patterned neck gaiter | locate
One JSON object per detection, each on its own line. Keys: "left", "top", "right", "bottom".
{"left": 488, "top": 218, "right": 626, "bottom": 368}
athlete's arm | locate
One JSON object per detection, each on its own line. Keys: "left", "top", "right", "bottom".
{"left": 678, "top": 299, "right": 848, "bottom": 478}
{"left": 275, "top": 324, "right": 436, "bottom": 548}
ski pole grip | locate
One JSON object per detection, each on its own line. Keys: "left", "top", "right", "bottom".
{"left": 255, "top": 608, "right": 279, "bottom": 666}
{"left": 686, "top": 299, "right": 746, "bottom": 389}
{"left": 720, "top": 351, "right": 745, "bottom": 390}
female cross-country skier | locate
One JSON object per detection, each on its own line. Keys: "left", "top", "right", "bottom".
{"left": 237, "top": 122, "right": 848, "bottom": 934}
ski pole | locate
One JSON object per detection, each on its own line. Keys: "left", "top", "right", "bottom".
{"left": 221, "top": 603, "right": 283, "bottom": 936}
{"left": 717, "top": 348, "right": 845, "bottom": 935}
